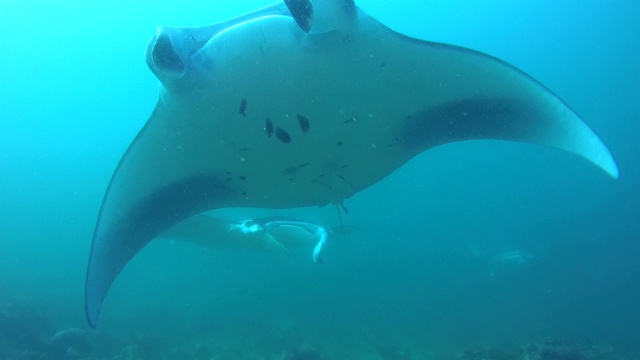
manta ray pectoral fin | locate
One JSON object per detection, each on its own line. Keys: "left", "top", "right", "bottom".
{"left": 390, "top": 34, "right": 619, "bottom": 179}
{"left": 405, "top": 98, "right": 619, "bottom": 179}
{"left": 85, "top": 104, "right": 238, "bottom": 328}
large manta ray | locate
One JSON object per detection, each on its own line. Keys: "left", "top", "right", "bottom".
{"left": 85, "top": 0, "right": 619, "bottom": 327}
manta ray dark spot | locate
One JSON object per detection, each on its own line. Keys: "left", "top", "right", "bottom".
{"left": 275, "top": 127, "right": 291, "bottom": 144}
{"left": 239, "top": 176, "right": 246, "bottom": 181}
{"left": 297, "top": 114, "right": 310, "bottom": 133}
{"left": 265, "top": 118, "right": 274, "bottom": 137}
{"left": 380, "top": 62, "right": 386, "bottom": 67}
{"left": 311, "top": 179, "right": 318, "bottom": 183}
{"left": 225, "top": 171, "right": 232, "bottom": 175}
{"left": 341, "top": 164, "right": 348, "bottom": 169}
{"left": 237, "top": 147, "right": 250, "bottom": 152}
{"left": 239, "top": 98, "right": 247, "bottom": 116}
{"left": 282, "top": 166, "right": 298, "bottom": 175}
{"left": 297, "top": 162, "right": 310, "bottom": 168}
{"left": 336, "top": 140, "right": 343, "bottom": 146}
{"left": 344, "top": 117, "right": 357, "bottom": 124}
{"left": 242, "top": 191, "right": 247, "bottom": 196}
{"left": 151, "top": 33, "right": 185, "bottom": 74}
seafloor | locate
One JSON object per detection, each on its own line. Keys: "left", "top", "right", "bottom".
{"left": 2, "top": 302, "right": 638, "bottom": 360}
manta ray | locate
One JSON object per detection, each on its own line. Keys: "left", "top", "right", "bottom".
{"left": 85, "top": 0, "right": 619, "bottom": 327}
{"left": 159, "top": 214, "right": 331, "bottom": 263}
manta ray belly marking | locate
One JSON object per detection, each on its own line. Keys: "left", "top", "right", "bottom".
{"left": 282, "top": 162, "right": 311, "bottom": 176}
{"left": 297, "top": 114, "right": 310, "bottom": 133}
{"left": 239, "top": 98, "right": 247, "bottom": 116}
{"left": 221, "top": 170, "right": 250, "bottom": 198}
{"left": 265, "top": 118, "right": 274, "bottom": 137}
{"left": 263, "top": 113, "right": 312, "bottom": 143}
{"left": 275, "top": 127, "right": 291, "bottom": 143}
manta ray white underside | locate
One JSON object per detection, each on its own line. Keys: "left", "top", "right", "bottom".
{"left": 85, "top": 0, "right": 618, "bottom": 327}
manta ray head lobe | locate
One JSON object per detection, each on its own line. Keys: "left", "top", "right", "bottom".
{"left": 284, "top": 0, "right": 314, "bottom": 33}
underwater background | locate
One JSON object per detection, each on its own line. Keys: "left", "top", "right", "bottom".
{"left": 1, "top": 0, "right": 639, "bottom": 359}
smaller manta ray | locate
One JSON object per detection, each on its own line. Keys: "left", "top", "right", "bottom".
{"left": 159, "top": 214, "right": 331, "bottom": 264}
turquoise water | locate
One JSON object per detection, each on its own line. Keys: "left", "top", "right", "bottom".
{"left": 1, "top": 1, "right": 639, "bottom": 359}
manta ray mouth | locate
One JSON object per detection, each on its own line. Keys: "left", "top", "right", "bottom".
{"left": 147, "top": 30, "right": 186, "bottom": 79}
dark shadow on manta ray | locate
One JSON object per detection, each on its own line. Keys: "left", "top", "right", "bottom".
{"left": 85, "top": 0, "right": 619, "bottom": 327}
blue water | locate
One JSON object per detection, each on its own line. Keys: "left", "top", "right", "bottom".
{"left": 1, "top": 0, "right": 639, "bottom": 359}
